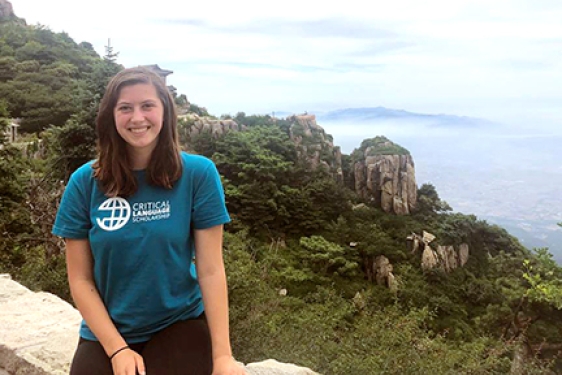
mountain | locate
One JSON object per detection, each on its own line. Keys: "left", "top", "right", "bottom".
{"left": 315, "top": 107, "right": 496, "bottom": 127}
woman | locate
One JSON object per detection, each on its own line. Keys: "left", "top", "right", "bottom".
{"left": 52, "top": 67, "right": 246, "bottom": 375}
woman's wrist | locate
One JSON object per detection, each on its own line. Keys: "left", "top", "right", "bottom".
{"left": 109, "top": 345, "right": 130, "bottom": 360}
{"left": 102, "top": 335, "right": 129, "bottom": 358}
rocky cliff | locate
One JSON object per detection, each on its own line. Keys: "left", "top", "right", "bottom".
{"left": 0, "top": 0, "right": 23, "bottom": 23}
{"left": 179, "top": 115, "right": 419, "bottom": 212}
{"left": 287, "top": 114, "right": 343, "bottom": 182}
{"left": 351, "top": 137, "right": 417, "bottom": 215}
{"left": 0, "top": 0, "right": 13, "bottom": 19}
{"left": 178, "top": 113, "right": 245, "bottom": 140}
{"left": 179, "top": 113, "right": 343, "bottom": 181}
{"left": 407, "top": 231, "right": 470, "bottom": 272}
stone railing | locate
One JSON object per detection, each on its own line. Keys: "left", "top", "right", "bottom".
{"left": 0, "top": 275, "right": 320, "bottom": 375}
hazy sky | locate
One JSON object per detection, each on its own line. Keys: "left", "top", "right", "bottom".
{"left": 13, "top": 0, "right": 562, "bottom": 127}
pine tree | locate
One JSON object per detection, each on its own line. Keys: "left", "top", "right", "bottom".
{"left": 103, "top": 38, "right": 119, "bottom": 62}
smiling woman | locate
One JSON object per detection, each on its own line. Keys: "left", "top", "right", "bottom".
{"left": 52, "top": 67, "right": 247, "bottom": 375}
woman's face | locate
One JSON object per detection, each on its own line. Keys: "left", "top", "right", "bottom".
{"left": 113, "top": 83, "right": 164, "bottom": 158}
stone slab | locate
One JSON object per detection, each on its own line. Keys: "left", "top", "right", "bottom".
{"left": 246, "top": 359, "right": 320, "bottom": 374}
{"left": 0, "top": 274, "right": 81, "bottom": 375}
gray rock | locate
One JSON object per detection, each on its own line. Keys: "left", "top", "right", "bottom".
{"left": 0, "top": 274, "right": 81, "bottom": 375}
{"left": 0, "top": 0, "right": 15, "bottom": 19}
{"left": 353, "top": 141, "right": 417, "bottom": 215}
{"left": 459, "top": 243, "right": 470, "bottom": 266}
{"left": 245, "top": 359, "right": 320, "bottom": 375}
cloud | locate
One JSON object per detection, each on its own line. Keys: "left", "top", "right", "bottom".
{"left": 171, "top": 59, "right": 385, "bottom": 75}
{"left": 350, "top": 40, "right": 416, "bottom": 57}
{"left": 500, "top": 59, "right": 555, "bottom": 71}
{"left": 160, "top": 17, "right": 395, "bottom": 40}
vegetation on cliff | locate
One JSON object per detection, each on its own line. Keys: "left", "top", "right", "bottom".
{"left": 1, "top": 16, "right": 561, "bottom": 374}
{"left": 352, "top": 136, "right": 410, "bottom": 158}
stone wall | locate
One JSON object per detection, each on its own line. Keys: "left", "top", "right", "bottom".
{"left": 0, "top": 275, "right": 320, "bottom": 375}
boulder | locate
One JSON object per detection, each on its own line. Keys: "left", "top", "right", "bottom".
{"left": 373, "top": 255, "right": 397, "bottom": 291}
{"left": 421, "top": 246, "right": 439, "bottom": 270}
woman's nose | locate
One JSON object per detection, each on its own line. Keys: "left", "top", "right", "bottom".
{"left": 131, "top": 107, "right": 144, "bottom": 122}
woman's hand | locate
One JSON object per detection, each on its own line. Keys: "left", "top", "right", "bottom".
{"left": 111, "top": 348, "right": 146, "bottom": 375}
{"left": 212, "top": 355, "right": 248, "bottom": 375}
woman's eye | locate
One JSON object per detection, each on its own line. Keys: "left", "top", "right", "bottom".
{"left": 118, "top": 106, "right": 132, "bottom": 112}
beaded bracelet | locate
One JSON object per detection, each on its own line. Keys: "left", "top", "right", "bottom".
{"left": 109, "top": 345, "right": 130, "bottom": 360}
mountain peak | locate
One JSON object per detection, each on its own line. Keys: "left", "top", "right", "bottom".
{"left": 315, "top": 107, "right": 494, "bottom": 127}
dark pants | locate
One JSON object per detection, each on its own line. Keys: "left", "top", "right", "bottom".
{"left": 70, "top": 314, "right": 213, "bottom": 375}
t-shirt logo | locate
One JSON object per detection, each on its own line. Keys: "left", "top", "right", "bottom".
{"left": 96, "top": 198, "right": 131, "bottom": 231}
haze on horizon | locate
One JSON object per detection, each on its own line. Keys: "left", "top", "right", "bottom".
{"left": 12, "top": 0, "right": 562, "bottom": 130}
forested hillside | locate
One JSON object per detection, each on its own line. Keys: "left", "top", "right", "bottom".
{"left": 1, "top": 13, "right": 561, "bottom": 375}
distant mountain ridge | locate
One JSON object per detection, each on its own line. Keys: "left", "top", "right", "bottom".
{"left": 313, "top": 107, "right": 494, "bottom": 127}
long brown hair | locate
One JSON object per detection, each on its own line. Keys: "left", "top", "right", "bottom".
{"left": 93, "top": 67, "right": 182, "bottom": 197}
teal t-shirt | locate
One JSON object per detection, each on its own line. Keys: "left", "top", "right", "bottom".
{"left": 52, "top": 152, "right": 230, "bottom": 343}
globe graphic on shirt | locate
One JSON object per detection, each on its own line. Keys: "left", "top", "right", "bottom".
{"left": 96, "top": 198, "right": 131, "bottom": 231}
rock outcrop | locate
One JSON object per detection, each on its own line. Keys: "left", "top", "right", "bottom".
{"left": 459, "top": 243, "right": 469, "bottom": 267}
{"left": 421, "top": 245, "right": 440, "bottom": 270}
{"left": 178, "top": 113, "right": 245, "bottom": 140}
{"left": 0, "top": 0, "right": 22, "bottom": 23}
{"left": 352, "top": 137, "right": 417, "bottom": 215}
{"left": 0, "top": 0, "right": 14, "bottom": 20}
{"left": 373, "top": 255, "right": 397, "bottom": 292}
{"left": 407, "top": 232, "right": 470, "bottom": 272}
{"left": 436, "top": 245, "right": 458, "bottom": 273}
{"left": 287, "top": 114, "right": 343, "bottom": 181}
{"left": 179, "top": 113, "right": 343, "bottom": 182}
{"left": 0, "top": 275, "right": 320, "bottom": 375}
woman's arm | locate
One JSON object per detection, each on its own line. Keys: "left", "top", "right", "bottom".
{"left": 66, "top": 238, "right": 145, "bottom": 375}
{"left": 194, "top": 225, "right": 246, "bottom": 375}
